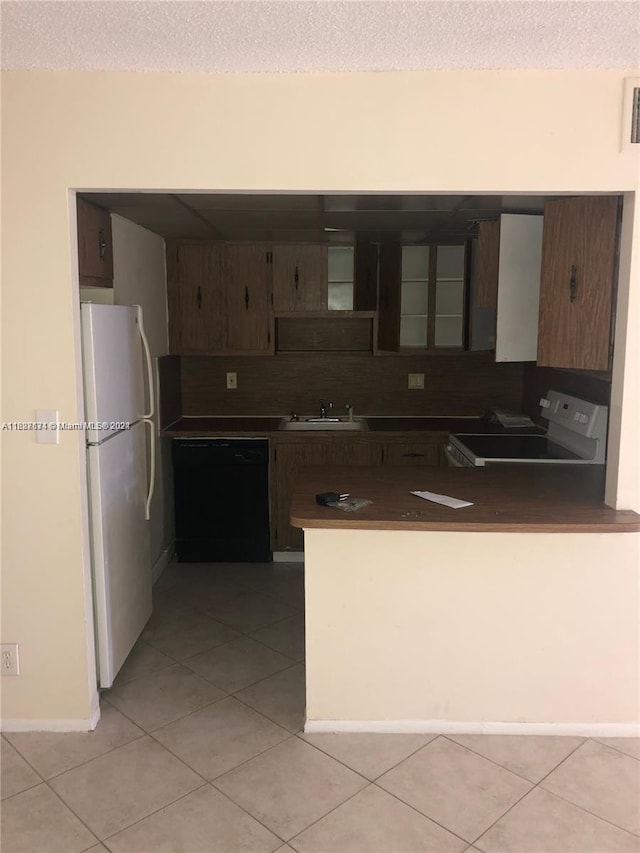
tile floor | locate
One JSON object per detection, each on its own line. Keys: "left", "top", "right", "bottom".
{"left": 2, "top": 560, "right": 640, "bottom": 853}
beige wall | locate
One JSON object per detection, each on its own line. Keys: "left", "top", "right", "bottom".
{"left": 1, "top": 69, "right": 638, "bottom": 727}
{"left": 305, "top": 529, "right": 640, "bottom": 730}
{"left": 111, "top": 215, "right": 172, "bottom": 571}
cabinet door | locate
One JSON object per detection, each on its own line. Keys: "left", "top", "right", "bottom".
{"left": 223, "top": 244, "right": 273, "bottom": 352}
{"left": 384, "top": 441, "right": 442, "bottom": 466}
{"left": 325, "top": 440, "right": 384, "bottom": 466}
{"left": 474, "top": 220, "right": 500, "bottom": 309}
{"left": 77, "top": 198, "right": 113, "bottom": 284}
{"left": 538, "top": 196, "right": 619, "bottom": 371}
{"left": 377, "top": 241, "right": 402, "bottom": 351}
{"left": 273, "top": 442, "right": 326, "bottom": 551}
{"left": 166, "top": 241, "right": 225, "bottom": 353}
{"left": 272, "top": 244, "right": 327, "bottom": 312}
{"left": 354, "top": 241, "right": 378, "bottom": 311}
{"left": 494, "top": 215, "right": 543, "bottom": 363}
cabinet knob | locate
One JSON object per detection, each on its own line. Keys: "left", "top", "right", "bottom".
{"left": 294, "top": 266, "right": 299, "bottom": 290}
{"left": 244, "top": 286, "right": 250, "bottom": 310}
{"left": 196, "top": 286, "right": 202, "bottom": 309}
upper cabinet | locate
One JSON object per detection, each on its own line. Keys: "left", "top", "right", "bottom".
{"left": 327, "top": 246, "right": 355, "bottom": 310}
{"left": 474, "top": 220, "right": 501, "bottom": 309}
{"left": 271, "top": 244, "right": 357, "bottom": 312}
{"left": 377, "top": 241, "right": 402, "bottom": 351}
{"left": 223, "top": 244, "right": 273, "bottom": 352}
{"left": 377, "top": 242, "right": 468, "bottom": 352}
{"left": 77, "top": 198, "right": 113, "bottom": 286}
{"left": 166, "top": 241, "right": 273, "bottom": 354}
{"left": 272, "top": 244, "right": 327, "bottom": 312}
{"left": 166, "top": 241, "right": 225, "bottom": 353}
{"left": 163, "top": 196, "right": 621, "bottom": 363}
{"left": 353, "top": 241, "right": 378, "bottom": 311}
{"left": 537, "top": 196, "right": 619, "bottom": 371}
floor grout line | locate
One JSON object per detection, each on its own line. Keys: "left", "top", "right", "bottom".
{"left": 534, "top": 782, "right": 640, "bottom": 840}
{"left": 98, "top": 781, "right": 211, "bottom": 848}
{"left": 209, "top": 737, "right": 370, "bottom": 847}
{"left": 295, "top": 729, "right": 437, "bottom": 783}
{"left": 284, "top": 733, "right": 473, "bottom": 847}
{"left": 439, "top": 731, "right": 586, "bottom": 785}
{"left": 370, "top": 774, "right": 472, "bottom": 848}
{"left": 42, "top": 779, "right": 103, "bottom": 848}
{"left": 589, "top": 737, "right": 640, "bottom": 763}
{"left": 463, "top": 734, "right": 638, "bottom": 848}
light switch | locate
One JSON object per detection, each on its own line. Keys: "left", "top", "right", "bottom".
{"left": 36, "top": 409, "right": 59, "bottom": 444}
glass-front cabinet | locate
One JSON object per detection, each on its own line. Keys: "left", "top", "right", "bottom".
{"left": 327, "top": 246, "right": 355, "bottom": 310}
{"left": 396, "top": 243, "right": 466, "bottom": 351}
{"left": 400, "top": 246, "right": 430, "bottom": 346}
{"left": 434, "top": 245, "right": 465, "bottom": 348}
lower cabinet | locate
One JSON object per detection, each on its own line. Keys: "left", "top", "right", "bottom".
{"left": 271, "top": 434, "right": 445, "bottom": 552}
{"left": 383, "top": 440, "right": 442, "bottom": 467}
{"left": 325, "top": 440, "right": 384, "bottom": 466}
{"left": 272, "top": 441, "right": 326, "bottom": 552}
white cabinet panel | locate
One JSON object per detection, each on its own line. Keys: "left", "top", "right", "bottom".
{"left": 495, "top": 215, "right": 543, "bottom": 362}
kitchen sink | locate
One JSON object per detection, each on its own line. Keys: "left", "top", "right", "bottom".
{"left": 279, "top": 417, "right": 368, "bottom": 431}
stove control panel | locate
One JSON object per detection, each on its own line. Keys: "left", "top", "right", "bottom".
{"left": 540, "top": 391, "right": 608, "bottom": 440}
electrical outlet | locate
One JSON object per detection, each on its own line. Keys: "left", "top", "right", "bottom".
{"left": 226, "top": 372, "right": 238, "bottom": 390}
{"left": 1, "top": 644, "right": 20, "bottom": 676}
{"left": 408, "top": 373, "right": 425, "bottom": 390}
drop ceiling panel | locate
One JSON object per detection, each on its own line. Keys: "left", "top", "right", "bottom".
{"left": 197, "top": 210, "right": 323, "bottom": 232}
{"left": 79, "top": 191, "right": 558, "bottom": 242}
{"left": 324, "top": 195, "right": 464, "bottom": 213}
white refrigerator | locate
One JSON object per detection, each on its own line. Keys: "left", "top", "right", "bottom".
{"left": 81, "top": 303, "right": 155, "bottom": 688}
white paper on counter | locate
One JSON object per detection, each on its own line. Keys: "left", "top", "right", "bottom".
{"left": 410, "top": 490, "right": 473, "bottom": 509}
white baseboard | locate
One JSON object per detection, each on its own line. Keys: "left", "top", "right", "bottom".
{"left": 273, "top": 551, "right": 304, "bottom": 562}
{"left": 304, "top": 719, "right": 640, "bottom": 737}
{"left": 152, "top": 543, "right": 175, "bottom": 584}
{"left": 1, "top": 706, "right": 102, "bottom": 733}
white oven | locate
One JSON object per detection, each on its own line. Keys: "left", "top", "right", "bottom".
{"left": 446, "top": 391, "right": 608, "bottom": 467}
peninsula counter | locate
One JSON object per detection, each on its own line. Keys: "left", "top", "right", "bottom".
{"left": 291, "top": 465, "right": 640, "bottom": 736}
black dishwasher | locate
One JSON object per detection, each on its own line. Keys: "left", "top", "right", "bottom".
{"left": 172, "top": 439, "right": 271, "bottom": 562}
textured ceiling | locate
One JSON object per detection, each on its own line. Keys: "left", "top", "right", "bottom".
{"left": 1, "top": 1, "right": 639, "bottom": 73}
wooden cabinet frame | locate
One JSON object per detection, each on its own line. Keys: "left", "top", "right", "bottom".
{"left": 167, "top": 240, "right": 274, "bottom": 355}
{"left": 77, "top": 197, "right": 113, "bottom": 287}
{"left": 537, "top": 196, "right": 620, "bottom": 372}
{"left": 270, "top": 432, "right": 446, "bottom": 551}
{"left": 377, "top": 240, "right": 471, "bottom": 353}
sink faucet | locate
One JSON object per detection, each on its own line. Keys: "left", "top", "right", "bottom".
{"left": 319, "top": 401, "right": 333, "bottom": 419}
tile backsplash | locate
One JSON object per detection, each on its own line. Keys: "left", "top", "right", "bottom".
{"left": 166, "top": 352, "right": 526, "bottom": 419}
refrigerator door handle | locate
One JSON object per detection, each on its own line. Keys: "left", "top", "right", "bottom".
{"left": 134, "top": 305, "right": 155, "bottom": 419}
{"left": 143, "top": 418, "right": 156, "bottom": 521}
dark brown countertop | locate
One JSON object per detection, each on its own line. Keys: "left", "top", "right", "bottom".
{"left": 163, "top": 417, "right": 282, "bottom": 435}
{"left": 162, "top": 416, "right": 543, "bottom": 437}
{"left": 290, "top": 465, "right": 640, "bottom": 533}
